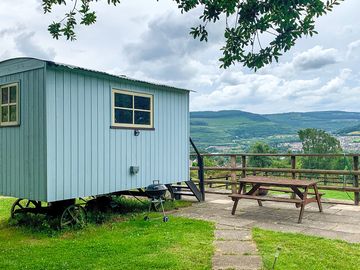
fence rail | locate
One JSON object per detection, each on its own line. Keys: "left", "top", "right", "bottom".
{"left": 190, "top": 152, "right": 360, "bottom": 205}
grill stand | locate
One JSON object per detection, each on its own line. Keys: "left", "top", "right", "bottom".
{"left": 144, "top": 197, "right": 169, "bottom": 222}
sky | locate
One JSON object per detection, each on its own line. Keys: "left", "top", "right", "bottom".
{"left": 0, "top": 0, "right": 359, "bottom": 114}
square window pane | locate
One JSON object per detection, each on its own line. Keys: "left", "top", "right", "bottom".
{"left": 1, "top": 88, "right": 8, "bottom": 104}
{"left": 1, "top": 106, "right": 8, "bottom": 122}
{"left": 134, "top": 96, "right": 151, "bottom": 110}
{"left": 115, "top": 93, "right": 133, "bottom": 108}
{"left": 115, "top": 109, "right": 133, "bottom": 124}
{"left": 135, "top": 111, "right": 151, "bottom": 125}
{"left": 10, "top": 86, "right": 17, "bottom": 103}
{"left": 9, "top": 105, "right": 17, "bottom": 122}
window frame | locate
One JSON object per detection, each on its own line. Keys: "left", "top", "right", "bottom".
{"left": 111, "top": 89, "right": 154, "bottom": 129}
{"left": 0, "top": 82, "right": 20, "bottom": 127}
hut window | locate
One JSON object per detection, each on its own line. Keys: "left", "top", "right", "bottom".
{"left": 0, "top": 83, "right": 19, "bottom": 126}
{"left": 112, "top": 89, "right": 153, "bottom": 128}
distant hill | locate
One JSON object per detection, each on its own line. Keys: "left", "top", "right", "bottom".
{"left": 337, "top": 124, "right": 360, "bottom": 135}
{"left": 191, "top": 110, "right": 270, "bottom": 122}
{"left": 190, "top": 110, "right": 360, "bottom": 148}
{"left": 265, "top": 111, "right": 360, "bottom": 131}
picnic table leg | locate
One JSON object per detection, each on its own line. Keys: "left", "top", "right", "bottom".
{"left": 298, "top": 186, "right": 308, "bottom": 223}
{"left": 313, "top": 185, "right": 323, "bottom": 212}
{"left": 248, "top": 184, "right": 263, "bottom": 207}
{"left": 231, "top": 183, "right": 245, "bottom": 215}
{"left": 290, "top": 186, "right": 304, "bottom": 208}
{"left": 231, "top": 199, "right": 239, "bottom": 215}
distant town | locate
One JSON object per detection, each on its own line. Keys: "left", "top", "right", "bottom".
{"left": 282, "top": 136, "right": 360, "bottom": 153}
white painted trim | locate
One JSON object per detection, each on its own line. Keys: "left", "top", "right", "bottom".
{"left": 111, "top": 88, "right": 154, "bottom": 129}
{"left": 0, "top": 82, "right": 20, "bottom": 127}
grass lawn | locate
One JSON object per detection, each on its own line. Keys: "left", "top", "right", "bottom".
{"left": 321, "top": 190, "right": 354, "bottom": 201}
{"left": 268, "top": 189, "right": 354, "bottom": 202}
{"left": 0, "top": 197, "right": 214, "bottom": 270}
{"left": 253, "top": 228, "right": 360, "bottom": 270}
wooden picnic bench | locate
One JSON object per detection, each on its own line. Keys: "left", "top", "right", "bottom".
{"left": 229, "top": 177, "right": 323, "bottom": 223}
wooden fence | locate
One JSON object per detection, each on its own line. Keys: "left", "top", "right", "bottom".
{"left": 190, "top": 153, "right": 360, "bottom": 205}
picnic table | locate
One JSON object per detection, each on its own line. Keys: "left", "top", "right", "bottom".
{"left": 229, "top": 177, "right": 323, "bottom": 223}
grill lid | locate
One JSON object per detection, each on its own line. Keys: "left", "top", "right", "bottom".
{"left": 145, "top": 181, "right": 168, "bottom": 198}
{"left": 145, "top": 183, "right": 168, "bottom": 192}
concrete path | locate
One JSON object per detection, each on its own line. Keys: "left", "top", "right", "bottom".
{"left": 212, "top": 224, "right": 262, "bottom": 270}
{"left": 175, "top": 193, "right": 360, "bottom": 269}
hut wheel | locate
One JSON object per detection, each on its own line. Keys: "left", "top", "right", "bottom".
{"left": 60, "top": 205, "right": 87, "bottom": 229}
{"left": 10, "top": 199, "right": 41, "bottom": 218}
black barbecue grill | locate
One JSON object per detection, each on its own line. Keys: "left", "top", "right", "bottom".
{"left": 144, "top": 181, "right": 169, "bottom": 222}
{"left": 145, "top": 183, "right": 168, "bottom": 199}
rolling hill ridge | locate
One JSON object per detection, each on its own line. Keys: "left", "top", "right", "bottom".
{"left": 190, "top": 110, "right": 360, "bottom": 149}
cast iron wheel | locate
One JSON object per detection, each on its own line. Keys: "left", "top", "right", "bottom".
{"left": 60, "top": 205, "right": 87, "bottom": 229}
{"left": 10, "top": 199, "right": 41, "bottom": 218}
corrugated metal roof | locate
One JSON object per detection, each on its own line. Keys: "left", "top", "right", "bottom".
{"left": 0, "top": 57, "right": 193, "bottom": 92}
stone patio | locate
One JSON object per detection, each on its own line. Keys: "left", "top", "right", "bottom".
{"left": 174, "top": 192, "right": 360, "bottom": 270}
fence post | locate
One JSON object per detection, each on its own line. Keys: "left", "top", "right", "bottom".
{"left": 291, "top": 155, "right": 296, "bottom": 179}
{"left": 290, "top": 155, "right": 297, "bottom": 200}
{"left": 198, "top": 155, "right": 205, "bottom": 201}
{"left": 231, "top": 155, "right": 237, "bottom": 194}
{"left": 241, "top": 155, "right": 246, "bottom": 178}
{"left": 353, "top": 156, "right": 359, "bottom": 205}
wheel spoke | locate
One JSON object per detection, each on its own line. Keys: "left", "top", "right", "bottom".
{"left": 68, "top": 209, "right": 76, "bottom": 220}
{"left": 73, "top": 216, "right": 81, "bottom": 224}
{"left": 61, "top": 219, "right": 73, "bottom": 226}
{"left": 72, "top": 210, "right": 81, "bottom": 219}
{"left": 60, "top": 205, "right": 86, "bottom": 228}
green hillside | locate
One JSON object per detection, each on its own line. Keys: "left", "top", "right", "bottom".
{"left": 190, "top": 110, "right": 360, "bottom": 150}
{"left": 337, "top": 124, "right": 360, "bottom": 135}
{"left": 265, "top": 111, "right": 360, "bottom": 131}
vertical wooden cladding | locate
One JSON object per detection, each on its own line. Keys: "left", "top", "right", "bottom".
{"left": 0, "top": 68, "right": 47, "bottom": 201}
{"left": 46, "top": 68, "right": 190, "bottom": 202}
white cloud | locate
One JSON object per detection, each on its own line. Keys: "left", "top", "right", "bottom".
{"left": 316, "top": 68, "right": 352, "bottom": 94}
{"left": 14, "top": 32, "right": 56, "bottom": 60}
{"left": 191, "top": 72, "right": 322, "bottom": 113}
{"left": 292, "top": 46, "right": 339, "bottom": 70}
{"left": 259, "top": 45, "right": 340, "bottom": 80}
{"left": 0, "top": 26, "right": 56, "bottom": 61}
{"left": 346, "top": 39, "right": 360, "bottom": 59}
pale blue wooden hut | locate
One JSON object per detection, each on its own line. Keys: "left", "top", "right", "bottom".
{"left": 0, "top": 57, "right": 191, "bottom": 209}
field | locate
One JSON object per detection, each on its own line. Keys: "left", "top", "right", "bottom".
{"left": 253, "top": 228, "right": 360, "bottom": 270}
{"left": 0, "top": 197, "right": 214, "bottom": 270}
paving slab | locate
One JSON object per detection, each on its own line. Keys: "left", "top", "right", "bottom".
{"left": 215, "top": 241, "right": 258, "bottom": 255}
{"left": 332, "top": 223, "right": 360, "bottom": 234}
{"left": 330, "top": 204, "right": 360, "bottom": 211}
{"left": 212, "top": 254, "right": 262, "bottom": 270}
{"left": 215, "top": 229, "right": 252, "bottom": 241}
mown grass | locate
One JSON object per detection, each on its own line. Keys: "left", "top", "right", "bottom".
{"left": 267, "top": 189, "right": 354, "bottom": 202}
{"left": 321, "top": 190, "right": 354, "bottom": 201}
{"left": 253, "top": 228, "right": 360, "bottom": 270}
{"left": 0, "top": 197, "right": 214, "bottom": 270}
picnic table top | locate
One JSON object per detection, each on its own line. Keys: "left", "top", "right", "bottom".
{"left": 239, "top": 176, "right": 318, "bottom": 187}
